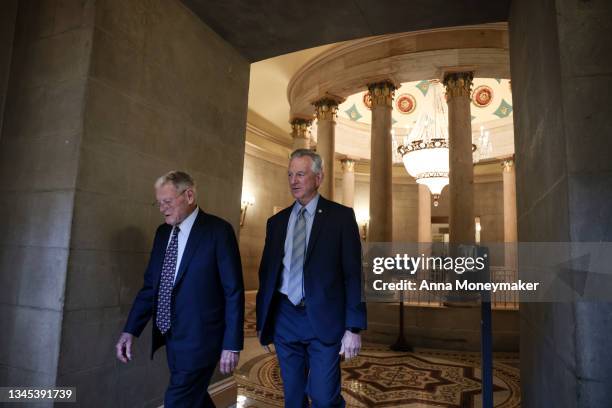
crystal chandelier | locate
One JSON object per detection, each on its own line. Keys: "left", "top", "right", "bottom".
{"left": 397, "top": 80, "right": 449, "bottom": 206}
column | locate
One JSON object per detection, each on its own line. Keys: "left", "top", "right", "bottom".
{"left": 341, "top": 158, "right": 355, "bottom": 207}
{"left": 418, "top": 184, "right": 432, "bottom": 242}
{"left": 502, "top": 159, "right": 517, "bottom": 243}
{"left": 502, "top": 158, "right": 517, "bottom": 273}
{"left": 443, "top": 72, "right": 475, "bottom": 245}
{"left": 313, "top": 98, "right": 340, "bottom": 199}
{"left": 290, "top": 117, "right": 312, "bottom": 150}
{"left": 367, "top": 81, "right": 396, "bottom": 242}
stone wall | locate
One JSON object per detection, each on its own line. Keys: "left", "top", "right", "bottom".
{"left": 474, "top": 181, "right": 504, "bottom": 243}
{"left": 509, "top": 0, "right": 612, "bottom": 406}
{"left": 0, "top": 0, "right": 18, "bottom": 137}
{"left": 0, "top": 0, "right": 250, "bottom": 406}
{"left": 0, "top": 0, "right": 96, "bottom": 392}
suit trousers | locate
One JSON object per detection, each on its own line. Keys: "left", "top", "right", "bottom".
{"left": 164, "top": 332, "right": 217, "bottom": 408}
{"left": 273, "top": 294, "right": 345, "bottom": 408}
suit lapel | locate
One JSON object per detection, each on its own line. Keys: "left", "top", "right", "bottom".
{"left": 174, "top": 210, "right": 206, "bottom": 287}
{"left": 305, "top": 196, "right": 328, "bottom": 265}
{"left": 276, "top": 207, "right": 292, "bottom": 258}
{"left": 153, "top": 225, "right": 172, "bottom": 289}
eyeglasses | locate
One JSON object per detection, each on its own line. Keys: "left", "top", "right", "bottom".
{"left": 152, "top": 189, "right": 187, "bottom": 209}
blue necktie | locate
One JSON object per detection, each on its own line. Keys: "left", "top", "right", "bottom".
{"left": 156, "top": 226, "right": 180, "bottom": 334}
{"left": 287, "top": 208, "right": 306, "bottom": 305}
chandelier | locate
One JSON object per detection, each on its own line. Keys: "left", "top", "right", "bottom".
{"left": 397, "top": 80, "right": 449, "bottom": 206}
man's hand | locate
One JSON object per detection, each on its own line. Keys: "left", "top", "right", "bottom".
{"left": 219, "top": 350, "right": 240, "bottom": 374}
{"left": 257, "top": 331, "right": 273, "bottom": 353}
{"left": 115, "top": 332, "right": 135, "bottom": 363}
{"left": 339, "top": 330, "right": 361, "bottom": 360}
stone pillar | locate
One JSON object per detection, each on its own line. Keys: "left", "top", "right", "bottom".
{"left": 502, "top": 158, "right": 518, "bottom": 281}
{"left": 502, "top": 159, "right": 518, "bottom": 243}
{"left": 340, "top": 158, "right": 355, "bottom": 207}
{"left": 367, "top": 81, "right": 396, "bottom": 242}
{"left": 418, "top": 184, "right": 432, "bottom": 242}
{"left": 313, "top": 98, "right": 339, "bottom": 200}
{"left": 510, "top": 1, "right": 612, "bottom": 405}
{"left": 443, "top": 72, "right": 475, "bottom": 244}
{"left": 290, "top": 117, "right": 312, "bottom": 150}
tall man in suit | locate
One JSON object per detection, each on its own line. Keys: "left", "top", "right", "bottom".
{"left": 256, "top": 149, "right": 367, "bottom": 407}
{"left": 115, "top": 171, "right": 244, "bottom": 407}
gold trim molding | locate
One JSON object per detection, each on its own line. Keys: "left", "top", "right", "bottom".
{"left": 290, "top": 117, "right": 313, "bottom": 140}
{"left": 341, "top": 158, "right": 356, "bottom": 173}
{"left": 313, "top": 97, "right": 341, "bottom": 121}
{"left": 367, "top": 81, "right": 397, "bottom": 108}
{"left": 443, "top": 71, "right": 474, "bottom": 99}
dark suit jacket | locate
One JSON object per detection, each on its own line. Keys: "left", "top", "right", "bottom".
{"left": 124, "top": 210, "right": 244, "bottom": 370}
{"left": 256, "top": 196, "right": 367, "bottom": 345}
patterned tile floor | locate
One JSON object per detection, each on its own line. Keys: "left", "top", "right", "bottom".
{"left": 234, "top": 344, "right": 520, "bottom": 408}
{"left": 237, "top": 293, "right": 520, "bottom": 407}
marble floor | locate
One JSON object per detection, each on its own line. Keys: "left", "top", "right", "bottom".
{"left": 234, "top": 293, "right": 520, "bottom": 408}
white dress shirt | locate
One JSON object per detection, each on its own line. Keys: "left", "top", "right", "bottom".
{"left": 166, "top": 206, "right": 199, "bottom": 285}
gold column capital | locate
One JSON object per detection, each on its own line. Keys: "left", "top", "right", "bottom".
{"left": 290, "top": 117, "right": 312, "bottom": 140}
{"left": 443, "top": 71, "right": 474, "bottom": 99}
{"left": 340, "top": 158, "right": 355, "bottom": 172}
{"left": 367, "top": 80, "right": 396, "bottom": 108}
{"left": 502, "top": 158, "right": 514, "bottom": 172}
{"left": 313, "top": 98, "right": 340, "bottom": 121}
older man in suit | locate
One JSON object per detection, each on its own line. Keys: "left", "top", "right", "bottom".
{"left": 256, "top": 149, "right": 367, "bottom": 407}
{"left": 115, "top": 171, "right": 244, "bottom": 407}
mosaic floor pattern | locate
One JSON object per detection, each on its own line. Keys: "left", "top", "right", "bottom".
{"left": 244, "top": 299, "right": 257, "bottom": 338}
{"left": 235, "top": 345, "right": 520, "bottom": 407}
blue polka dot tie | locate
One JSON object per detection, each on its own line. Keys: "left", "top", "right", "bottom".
{"left": 156, "top": 226, "right": 180, "bottom": 334}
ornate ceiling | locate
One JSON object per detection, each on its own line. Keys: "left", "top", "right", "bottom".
{"left": 247, "top": 25, "right": 514, "bottom": 166}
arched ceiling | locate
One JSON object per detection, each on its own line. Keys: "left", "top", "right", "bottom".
{"left": 247, "top": 26, "right": 515, "bottom": 168}
{"left": 248, "top": 43, "right": 337, "bottom": 138}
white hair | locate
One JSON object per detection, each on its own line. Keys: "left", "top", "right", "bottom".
{"left": 155, "top": 170, "right": 197, "bottom": 198}
{"left": 290, "top": 149, "right": 323, "bottom": 174}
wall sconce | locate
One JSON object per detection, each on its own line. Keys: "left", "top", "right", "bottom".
{"left": 356, "top": 210, "right": 370, "bottom": 240}
{"left": 240, "top": 193, "right": 255, "bottom": 227}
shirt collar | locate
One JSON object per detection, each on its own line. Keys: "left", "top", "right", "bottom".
{"left": 294, "top": 193, "right": 319, "bottom": 217}
{"left": 177, "top": 206, "right": 199, "bottom": 232}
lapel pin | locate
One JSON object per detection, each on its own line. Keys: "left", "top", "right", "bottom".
{"left": 318, "top": 209, "right": 322, "bottom": 213}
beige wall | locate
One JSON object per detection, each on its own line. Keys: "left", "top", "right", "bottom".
{"left": 336, "top": 173, "right": 503, "bottom": 243}
{"left": 239, "top": 153, "right": 292, "bottom": 290}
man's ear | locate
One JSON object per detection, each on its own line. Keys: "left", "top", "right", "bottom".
{"left": 186, "top": 188, "right": 196, "bottom": 204}
{"left": 316, "top": 171, "right": 324, "bottom": 186}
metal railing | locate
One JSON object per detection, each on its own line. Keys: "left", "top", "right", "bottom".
{"left": 400, "top": 266, "right": 519, "bottom": 310}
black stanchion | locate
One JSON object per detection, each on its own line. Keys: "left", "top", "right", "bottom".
{"left": 479, "top": 246, "right": 493, "bottom": 408}
{"left": 390, "top": 294, "right": 413, "bottom": 352}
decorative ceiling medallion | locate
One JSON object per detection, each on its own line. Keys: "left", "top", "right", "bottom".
{"left": 493, "top": 99, "right": 513, "bottom": 118}
{"left": 415, "top": 80, "right": 430, "bottom": 96}
{"left": 362, "top": 92, "right": 372, "bottom": 110}
{"left": 472, "top": 85, "right": 494, "bottom": 108}
{"left": 345, "top": 104, "right": 363, "bottom": 121}
{"left": 396, "top": 93, "right": 417, "bottom": 115}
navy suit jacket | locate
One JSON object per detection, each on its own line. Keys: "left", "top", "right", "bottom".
{"left": 124, "top": 210, "right": 244, "bottom": 370}
{"left": 256, "top": 196, "right": 367, "bottom": 345}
